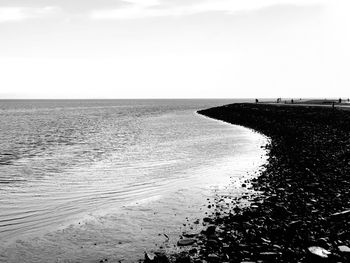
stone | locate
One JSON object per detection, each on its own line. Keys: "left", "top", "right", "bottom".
{"left": 206, "top": 239, "right": 219, "bottom": 248}
{"left": 177, "top": 238, "right": 196, "bottom": 246}
{"left": 338, "top": 245, "right": 350, "bottom": 253}
{"left": 189, "top": 248, "right": 198, "bottom": 254}
{"left": 144, "top": 252, "right": 156, "bottom": 262}
{"left": 307, "top": 246, "right": 331, "bottom": 258}
{"left": 183, "top": 232, "right": 198, "bottom": 238}
{"left": 259, "top": 252, "right": 281, "bottom": 259}
{"left": 317, "top": 238, "right": 331, "bottom": 249}
{"left": 205, "top": 225, "right": 216, "bottom": 236}
{"left": 207, "top": 254, "right": 219, "bottom": 262}
{"left": 175, "top": 253, "right": 191, "bottom": 263}
{"left": 144, "top": 252, "right": 170, "bottom": 263}
{"left": 330, "top": 209, "right": 350, "bottom": 218}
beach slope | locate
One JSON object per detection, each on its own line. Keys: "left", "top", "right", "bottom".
{"left": 193, "top": 103, "right": 350, "bottom": 262}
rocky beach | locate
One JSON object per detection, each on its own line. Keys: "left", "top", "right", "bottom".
{"left": 147, "top": 103, "right": 350, "bottom": 263}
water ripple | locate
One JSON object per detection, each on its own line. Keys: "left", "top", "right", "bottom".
{"left": 0, "top": 100, "right": 267, "bottom": 262}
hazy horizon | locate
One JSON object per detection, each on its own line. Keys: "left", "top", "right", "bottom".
{"left": 1, "top": 0, "right": 349, "bottom": 99}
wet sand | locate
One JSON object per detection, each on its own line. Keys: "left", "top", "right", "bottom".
{"left": 147, "top": 103, "right": 350, "bottom": 262}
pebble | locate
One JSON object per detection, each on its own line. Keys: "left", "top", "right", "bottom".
{"left": 307, "top": 246, "right": 331, "bottom": 258}
{"left": 177, "top": 238, "right": 196, "bottom": 246}
{"left": 330, "top": 209, "right": 350, "bottom": 218}
{"left": 205, "top": 225, "right": 216, "bottom": 236}
{"left": 182, "top": 232, "right": 198, "bottom": 238}
{"left": 203, "top": 217, "right": 211, "bottom": 223}
{"left": 207, "top": 254, "right": 219, "bottom": 262}
{"left": 338, "top": 245, "right": 350, "bottom": 253}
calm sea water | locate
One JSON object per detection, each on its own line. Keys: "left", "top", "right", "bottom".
{"left": 0, "top": 99, "right": 267, "bottom": 262}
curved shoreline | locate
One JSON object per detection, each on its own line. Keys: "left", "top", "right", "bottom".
{"left": 153, "top": 103, "right": 350, "bottom": 263}
{"left": 0, "top": 106, "right": 268, "bottom": 263}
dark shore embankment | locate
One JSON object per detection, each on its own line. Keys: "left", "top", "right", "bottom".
{"left": 191, "top": 103, "right": 350, "bottom": 262}
{"left": 146, "top": 103, "right": 350, "bottom": 263}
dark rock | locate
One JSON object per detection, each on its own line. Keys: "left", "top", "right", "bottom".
{"left": 206, "top": 239, "right": 219, "bottom": 248}
{"left": 203, "top": 217, "right": 211, "bottom": 223}
{"left": 317, "top": 238, "right": 331, "bottom": 249}
{"left": 205, "top": 225, "right": 216, "bottom": 236}
{"left": 189, "top": 248, "right": 198, "bottom": 254}
{"left": 207, "top": 254, "right": 219, "bottom": 262}
{"left": 259, "top": 251, "right": 281, "bottom": 259}
{"left": 183, "top": 232, "right": 198, "bottom": 238}
{"left": 177, "top": 239, "right": 196, "bottom": 246}
{"left": 175, "top": 253, "right": 191, "bottom": 263}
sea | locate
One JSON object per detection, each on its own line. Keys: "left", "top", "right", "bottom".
{"left": 0, "top": 99, "right": 268, "bottom": 263}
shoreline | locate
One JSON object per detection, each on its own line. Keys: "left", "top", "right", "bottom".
{"left": 0, "top": 104, "right": 267, "bottom": 263}
{"left": 149, "top": 103, "right": 350, "bottom": 262}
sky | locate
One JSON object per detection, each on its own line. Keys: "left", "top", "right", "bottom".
{"left": 0, "top": 0, "right": 349, "bottom": 99}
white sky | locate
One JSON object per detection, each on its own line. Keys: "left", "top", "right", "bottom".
{"left": 0, "top": 0, "right": 349, "bottom": 99}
